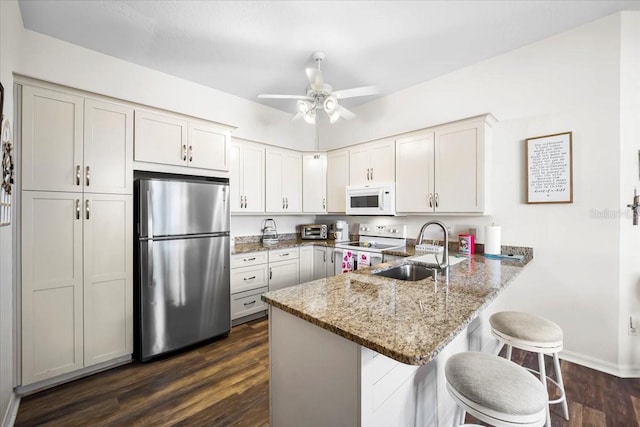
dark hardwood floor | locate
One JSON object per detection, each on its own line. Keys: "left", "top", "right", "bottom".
{"left": 16, "top": 317, "right": 639, "bottom": 426}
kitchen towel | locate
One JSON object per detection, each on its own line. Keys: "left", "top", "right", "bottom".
{"left": 342, "top": 249, "right": 354, "bottom": 273}
{"left": 484, "top": 224, "right": 501, "bottom": 256}
{"left": 357, "top": 252, "right": 371, "bottom": 269}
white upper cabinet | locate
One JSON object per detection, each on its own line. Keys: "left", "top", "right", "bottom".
{"left": 349, "top": 138, "right": 395, "bottom": 185}
{"left": 187, "top": 121, "right": 230, "bottom": 171}
{"left": 21, "top": 86, "right": 84, "bottom": 193}
{"left": 265, "top": 148, "right": 302, "bottom": 213}
{"left": 326, "top": 148, "right": 349, "bottom": 213}
{"left": 230, "top": 139, "right": 265, "bottom": 213}
{"left": 395, "top": 132, "right": 435, "bottom": 213}
{"left": 302, "top": 153, "right": 327, "bottom": 213}
{"left": 84, "top": 99, "right": 134, "bottom": 194}
{"left": 134, "top": 110, "right": 188, "bottom": 167}
{"left": 395, "top": 115, "right": 495, "bottom": 214}
{"left": 21, "top": 86, "right": 133, "bottom": 195}
{"left": 134, "top": 109, "right": 231, "bottom": 172}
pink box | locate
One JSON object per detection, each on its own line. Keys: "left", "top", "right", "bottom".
{"left": 459, "top": 234, "right": 475, "bottom": 254}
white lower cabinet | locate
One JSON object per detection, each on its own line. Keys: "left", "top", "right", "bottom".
{"left": 299, "top": 246, "right": 314, "bottom": 284}
{"left": 231, "top": 287, "right": 269, "bottom": 321}
{"left": 230, "top": 251, "right": 269, "bottom": 325}
{"left": 269, "top": 248, "right": 300, "bottom": 292}
{"left": 21, "top": 191, "right": 132, "bottom": 385}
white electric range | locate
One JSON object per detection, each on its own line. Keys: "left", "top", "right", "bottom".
{"left": 334, "top": 223, "right": 407, "bottom": 274}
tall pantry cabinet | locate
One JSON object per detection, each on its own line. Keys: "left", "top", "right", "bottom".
{"left": 20, "top": 84, "right": 133, "bottom": 386}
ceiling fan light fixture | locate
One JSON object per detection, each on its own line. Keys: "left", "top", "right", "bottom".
{"left": 303, "top": 109, "right": 316, "bottom": 125}
{"left": 323, "top": 95, "right": 337, "bottom": 113}
{"left": 297, "top": 99, "right": 310, "bottom": 114}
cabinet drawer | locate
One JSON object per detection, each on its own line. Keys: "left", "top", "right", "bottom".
{"left": 269, "top": 247, "right": 299, "bottom": 262}
{"left": 231, "top": 264, "right": 268, "bottom": 294}
{"left": 231, "top": 251, "right": 268, "bottom": 268}
{"left": 231, "top": 287, "right": 268, "bottom": 320}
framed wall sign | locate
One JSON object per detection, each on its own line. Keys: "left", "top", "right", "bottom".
{"left": 526, "top": 131, "right": 573, "bottom": 204}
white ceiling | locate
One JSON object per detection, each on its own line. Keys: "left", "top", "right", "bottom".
{"left": 18, "top": 0, "right": 640, "bottom": 115}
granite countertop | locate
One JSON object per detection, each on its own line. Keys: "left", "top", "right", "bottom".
{"left": 261, "top": 252, "right": 532, "bottom": 366}
{"left": 232, "top": 238, "right": 341, "bottom": 255}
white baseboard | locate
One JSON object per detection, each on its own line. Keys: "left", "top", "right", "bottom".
{"left": 1, "top": 393, "right": 20, "bottom": 427}
{"left": 560, "top": 350, "right": 640, "bottom": 378}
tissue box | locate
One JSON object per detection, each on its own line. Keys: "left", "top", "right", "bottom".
{"left": 458, "top": 234, "right": 475, "bottom": 255}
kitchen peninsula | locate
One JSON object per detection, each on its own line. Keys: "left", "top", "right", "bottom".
{"left": 262, "top": 251, "right": 532, "bottom": 427}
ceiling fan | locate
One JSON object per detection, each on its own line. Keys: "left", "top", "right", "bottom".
{"left": 258, "top": 51, "right": 379, "bottom": 124}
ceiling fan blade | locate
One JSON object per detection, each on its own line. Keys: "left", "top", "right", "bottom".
{"left": 258, "top": 94, "right": 311, "bottom": 100}
{"left": 332, "top": 85, "right": 380, "bottom": 100}
{"left": 336, "top": 104, "right": 356, "bottom": 120}
{"left": 291, "top": 112, "right": 302, "bottom": 121}
{"left": 305, "top": 68, "right": 324, "bottom": 91}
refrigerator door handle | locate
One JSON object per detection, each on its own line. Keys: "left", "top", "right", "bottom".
{"left": 147, "top": 189, "right": 153, "bottom": 239}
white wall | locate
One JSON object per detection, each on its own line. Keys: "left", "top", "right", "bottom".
{"left": 618, "top": 12, "right": 640, "bottom": 376}
{"left": 231, "top": 215, "right": 316, "bottom": 239}
{"left": 0, "top": 1, "right": 21, "bottom": 423}
{"left": 322, "top": 13, "right": 633, "bottom": 373}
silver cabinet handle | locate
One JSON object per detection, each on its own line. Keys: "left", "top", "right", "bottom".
{"left": 323, "top": 198, "right": 326, "bottom": 210}
{"left": 243, "top": 300, "right": 257, "bottom": 307}
{"left": 182, "top": 145, "right": 187, "bottom": 161}
{"left": 76, "top": 165, "right": 81, "bottom": 186}
{"left": 279, "top": 253, "right": 289, "bottom": 257}
{"left": 85, "top": 199, "right": 90, "bottom": 220}
{"left": 85, "top": 166, "right": 90, "bottom": 187}
{"left": 323, "top": 251, "right": 326, "bottom": 262}
{"left": 435, "top": 193, "right": 439, "bottom": 208}
{"left": 366, "top": 168, "right": 370, "bottom": 181}
{"left": 282, "top": 197, "right": 285, "bottom": 209}
{"left": 188, "top": 145, "right": 193, "bottom": 162}
{"left": 269, "top": 267, "right": 273, "bottom": 280}
{"left": 244, "top": 257, "right": 256, "bottom": 262}
{"left": 243, "top": 276, "right": 256, "bottom": 281}
{"left": 371, "top": 168, "right": 374, "bottom": 180}
{"left": 244, "top": 196, "right": 247, "bottom": 209}
{"left": 76, "top": 199, "right": 80, "bottom": 220}
{"left": 429, "top": 193, "right": 433, "bottom": 208}
{"left": 286, "top": 197, "right": 289, "bottom": 209}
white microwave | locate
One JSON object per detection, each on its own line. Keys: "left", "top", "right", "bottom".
{"left": 345, "top": 183, "right": 396, "bottom": 216}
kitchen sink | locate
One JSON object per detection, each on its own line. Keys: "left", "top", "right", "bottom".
{"left": 372, "top": 263, "right": 436, "bottom": 281}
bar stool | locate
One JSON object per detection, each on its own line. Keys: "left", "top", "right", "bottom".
{"left": 445, "top": 352, "right": 547, "bottom": 427}
{"left": 490, "top": 311, "right": 569, "bottom": 427}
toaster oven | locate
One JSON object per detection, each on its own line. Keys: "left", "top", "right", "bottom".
{"left": 301, "top": 224, "right": 328, "bottom": 240}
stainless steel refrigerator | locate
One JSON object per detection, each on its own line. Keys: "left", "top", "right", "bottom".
{"left": 134, "top": 174, "right": 230, "bottom": 361}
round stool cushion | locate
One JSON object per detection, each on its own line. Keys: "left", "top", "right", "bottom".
{"left": 445, "top": 352, "right": 547, "bottom": 417}
{"left": 490, "top": 311, "right": 563, "bottom": 344}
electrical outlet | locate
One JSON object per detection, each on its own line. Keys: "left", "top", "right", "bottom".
{"left": 629, "top": 316, "right": 638, "bottom": 336}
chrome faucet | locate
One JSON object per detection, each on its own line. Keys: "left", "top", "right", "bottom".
{"left": 416, "top": 220, "right": 449, "bottom": 270}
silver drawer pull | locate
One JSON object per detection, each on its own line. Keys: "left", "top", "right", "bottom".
{"left": 86, "top": 200, "right": 90, "bottom": 220}
{"left": 75, "top": 165, "right": 81, "bottom": 186}
{"left": 279, "top": 253, "right": 289, "bottom": 257}
{"left": 244, "top": 257, "right": 256, "bottom": 261}
{"left": 188, "top": 145, "right": 193, "bottom": 162}
{"left": 243, "top": 300, "right": 257, "bottom": 307}
{"left": 75, "top": 199, "right": 80, "bottom": 220}
{"left": 243, "top": 276, "right": 256, "bottom": 281}
{"left": 85, "top": 166, "right": 90, "bottom": 186}
{"left": 182, "top": 145, "right": 187, "bottom": 161}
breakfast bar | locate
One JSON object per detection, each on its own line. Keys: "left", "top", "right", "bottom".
{"left": 262, "top": 250, "right": 532, "bottom": 427}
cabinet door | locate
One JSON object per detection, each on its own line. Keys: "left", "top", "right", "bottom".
{"left": 327, "top": 149, "right": 349, "bottom": 213}
{"left": 369, "top": 139, "right": 395, "bottom": 183}
{"left": 134, "top": 110, "right": 188, "bottom": 167}
{"left": 241, "top": 143, "right": 265, "bottom": 213}
{"left": 231, "top": 264, "right": 268, "bottom": 294}
{"left": 282, "top": 151, "right": 302, "bottom": 212}
{"left": 299, "top": 246, "right": 314, "bottom": 284}
{"left": 21, "top": 86, "right": 83, "bottom": 192}
{"left": 84, "top": 99, "right": 133, "bottom": 195}
{"left": 303, "top": 154, "right": 327, "bottom": 213}
{"left": 325, "top": 248, "right": 336, "bottom": 278}
{"left": 349, "top": 145, "right": 370, "bottom": 185}
{"left": 395, "top": 133, "right": 434, "bottom": 213}
{"left": 269, "top": 259, "right": 300, "bottom": 292}
{"left": 83, "top": 194, "right": 133, "bottom": 367}
{"left": 188, "top": 122, "right": 230, "bottom": 171}
{"left": 21, "top": 192, "right": 84, "bottom": 385}
{"left": 265, "top": 149, "right": 284, "bottom": 212}
{"left": 434, "top": 123, "right": 484, "bottom": 212}
{"left": 229, "top": 141, "right": 243, "bottom": 212}
{"left": 312, "top": 247, "right": 327, "bottom": 280}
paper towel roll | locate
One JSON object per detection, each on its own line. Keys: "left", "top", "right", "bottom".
{"left": 484, "top": 225, "right": 501, "bottom": 256}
